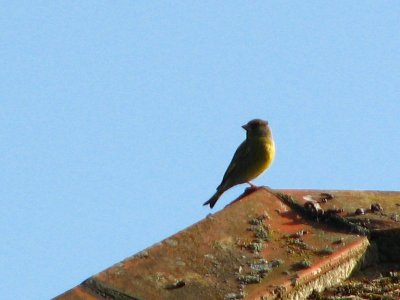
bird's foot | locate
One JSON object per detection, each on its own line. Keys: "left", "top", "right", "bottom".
{"left": 225, "top": 185, "right": 260, "bottom": 208}
{"left": 245, "top": 182, "right": 259, "bottom": 193}
{"left": 245, "top": 187, "right": 258, "bottom": 194}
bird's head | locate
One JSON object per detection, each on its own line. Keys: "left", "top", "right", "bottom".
{"left": 242, "top": 119, "right": 271, "bottom": 138}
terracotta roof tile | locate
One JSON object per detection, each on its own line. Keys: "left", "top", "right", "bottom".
{"left": 54, "top": 189, "right": 400, "bottom": 300}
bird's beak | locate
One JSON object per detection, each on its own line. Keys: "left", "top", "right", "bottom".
{"left": 242, "top": 124, "right": 249, "bottom": 131}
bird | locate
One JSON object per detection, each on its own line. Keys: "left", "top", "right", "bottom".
{"left": 203, "top": 119, "right": 275, "bottom": 208}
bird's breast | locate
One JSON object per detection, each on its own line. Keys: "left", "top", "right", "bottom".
{"left": 243, "top": 137, "right": 275, "bottom": 181}
{"left": 260, "top": 137, "right": 275, "bottom": 169}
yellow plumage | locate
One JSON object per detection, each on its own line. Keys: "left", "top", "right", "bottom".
{"left": 203, "top": 119, "right": 275, "bottom": 208}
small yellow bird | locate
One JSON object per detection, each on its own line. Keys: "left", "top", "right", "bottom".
{"left": 203, "top": 119, "right": 275, "bottom": 208}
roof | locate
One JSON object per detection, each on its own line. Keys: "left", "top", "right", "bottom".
{"left": 54, "top": 188, "right": 400, "bottom": 300}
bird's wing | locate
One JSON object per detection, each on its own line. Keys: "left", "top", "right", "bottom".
{"left": 219, "top": 140, "right": 250, "bottom": 189}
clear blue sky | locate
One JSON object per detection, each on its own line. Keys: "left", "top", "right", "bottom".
{"left": 1, "top": 2, "right": 399, "bottom": 299}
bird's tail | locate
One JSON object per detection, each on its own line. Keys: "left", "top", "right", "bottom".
{"left": 203, "top": 189, "right": 223, "bottom": 208}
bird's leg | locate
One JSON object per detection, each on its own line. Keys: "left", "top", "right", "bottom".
{"left": 247, "top": 182, "right": 257, "bottom": 188}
